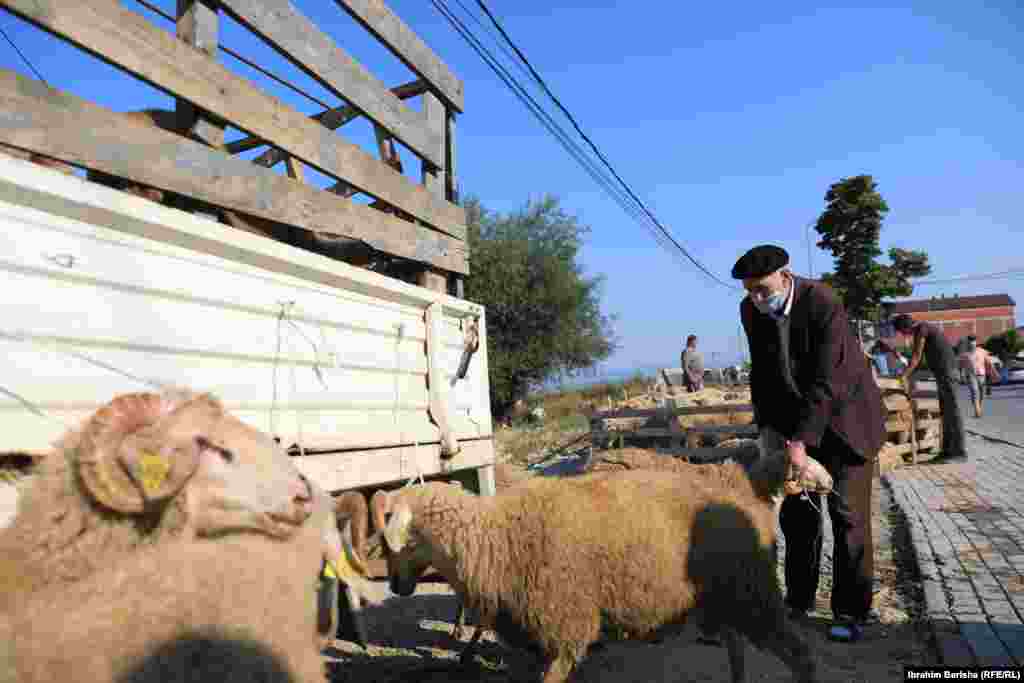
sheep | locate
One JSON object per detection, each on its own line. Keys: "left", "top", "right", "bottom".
{"left": 368, "top": 445, "right": 832, "bottom": 683}
{"left": 0, "top": 387, "right": 323, "bottom": 610}
{"left": 1, "top": 481, "right": 374, "bottom": 683}
{"left": 317, "top": 490, "right": 371, "bottom": 651}
{"left": 449, "top": 443, "right": 829, "bottom": 658}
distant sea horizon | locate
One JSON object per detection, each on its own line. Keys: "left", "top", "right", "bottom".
{"left": 541, "top": 356, "right": 746, "bottom": 391}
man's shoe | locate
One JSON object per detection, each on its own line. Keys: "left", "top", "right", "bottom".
{"left": 828, "top": 621, "right": 863, "bottom": 643}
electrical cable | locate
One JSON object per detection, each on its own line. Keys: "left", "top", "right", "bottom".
{"left": 0, "top": 23, "right": 47, "bottom": 85}
{"left": 468, "top": 0, "right": 736, "bottom": 289}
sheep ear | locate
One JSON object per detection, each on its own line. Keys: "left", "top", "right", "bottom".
{"left": 383, "top": 504, "right": 412, "bottom": 552}
{"left": 118, "top": 434, "right": 202, "bottom": 504}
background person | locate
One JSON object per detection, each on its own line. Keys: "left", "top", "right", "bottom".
{"left": 892, "top": 314, "right": 968, "bottom": 464}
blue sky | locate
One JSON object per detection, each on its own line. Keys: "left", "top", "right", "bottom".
{"left": 1, "top": 0, "right": 1021, "bottom": 372}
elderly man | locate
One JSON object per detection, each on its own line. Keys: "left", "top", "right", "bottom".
{"left": 733, "top": 244, "right": 885, "bottom": 643}
{"left": 681, "top": 334, "right": 705, "bottom": 392}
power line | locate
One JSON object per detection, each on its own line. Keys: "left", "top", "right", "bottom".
{"left": 447, "top": 0, "right": 738, "bottom": 290}
{"left": 0, "top": 23, "right": 47, "bottom": 85}
{"left": 432, "top": 0, "right": 685, "bottom": 265}
{"left": 913, "top": 269, "right": 1024, "bottom": 286}
{"left": 430, "top": 0, "right": 687, "bottom": 269}
{"left": 470, "top": 0, "right": 735, "bottom": 289}
{"left": 133, "top": 0, "right": 334, "bottom": 111}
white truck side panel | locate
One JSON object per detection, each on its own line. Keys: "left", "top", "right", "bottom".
{"left": 0, "top": 155, "right": 492, "bottom": 487}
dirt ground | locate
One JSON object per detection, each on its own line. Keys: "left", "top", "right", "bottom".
{"left": 321, "top": 461, "right": 936, "bottom": 682}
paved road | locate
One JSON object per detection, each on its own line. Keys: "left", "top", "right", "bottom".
{"left": 884, "top": 379, "right": 1024, "bottom": 666}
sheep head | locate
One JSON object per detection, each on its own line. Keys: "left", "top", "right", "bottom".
{"left": 331, "top": 491, "right": 369, "bottom": 577}
{"left": 317, "top": 489, "right": 373, "bottom": 596}
{"left": 59, "top": 389, "right": 315, "bottom": 539}
{"left": 369, "top": 488, "right": 435, "bottom": 597}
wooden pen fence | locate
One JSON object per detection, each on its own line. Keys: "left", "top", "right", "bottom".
{"left": 590, "top": 376, "right": 943, "bottom": 466}
{"left": 0, "top": 0, "right": 467, "bottom": 294}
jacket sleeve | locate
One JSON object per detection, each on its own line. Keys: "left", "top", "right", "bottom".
{"left": 792, "top": 288, "right": 850, "bottom": 447}
{"left": 739, "top": 299, "right": 761, "bottom": 426}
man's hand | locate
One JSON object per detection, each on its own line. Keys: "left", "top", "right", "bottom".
{"left": 785, "top": 439, "right": 809, "bottom": 479}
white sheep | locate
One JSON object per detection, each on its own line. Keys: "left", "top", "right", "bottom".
{"left": 0, "top": 388, "right": 325, "bottom": 610}
{"left": 1, "top": 481, "right": 373, "bottom": 683}
{"left": 368, "top": 446, "right": 832, "bottom": 683}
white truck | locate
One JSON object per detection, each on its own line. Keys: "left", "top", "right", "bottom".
{"left": 0, "top": 0, "right": 495, "bottom": 563}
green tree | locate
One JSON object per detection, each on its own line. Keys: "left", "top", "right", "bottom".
{"left": 463, "top": 195, "right": 617, "bottom": 418}
{"left": 982, "top": 329, "right": 1024, "bottom": 362}
{"left": 814, "top": 176, "right": 931, "bottom": 335}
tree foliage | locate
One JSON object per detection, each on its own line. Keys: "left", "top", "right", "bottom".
{"left": 982, "top": 329, "right": 1024, "bottom": 362}
{"left": 463, "top": 195, "right": 617, "bottom": 418}
{"left": 814, "top": 175, "right": 931, "bottom": 323}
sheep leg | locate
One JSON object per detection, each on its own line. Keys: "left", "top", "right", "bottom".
{"left": 749, "top": 621, "right": 817, "bottom": 683}
{"left": 458, "top": 625, "right": 485, "bottom": 666}
{"left": 452, "top": 598, "right": 468, "bottom": 640}
{"left": 721, "top": 627, "right": 745, "bottom": 683}
{"left": 539, "top": 653, "right": 576, "bottom": 683}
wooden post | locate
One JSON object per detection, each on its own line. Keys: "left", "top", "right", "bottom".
{"left": 421, "top": 91, "right": 445, "bottom": 201}
{"left": 416, "top": 269, "right": 447, "bottom": 293}
{"left": 445, "top": 108, "right": 458, "bottom": 203}
{"left": 176, "top": 0, "right": 224, "bottom": 147}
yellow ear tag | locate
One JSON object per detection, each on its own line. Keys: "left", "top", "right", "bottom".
{"left": 324, "top": 547, "right": 361, "bottom": 582}
{"left": 137, "top": 450, "right": 171, "bottom": 497}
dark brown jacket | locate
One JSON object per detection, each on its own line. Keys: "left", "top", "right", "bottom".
{"left": 740, "top": 277, "right": 885, "bottom": 463}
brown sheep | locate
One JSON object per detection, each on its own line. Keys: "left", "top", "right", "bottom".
{"left": 1, "top": 482, "right": 372, "bottom": 683}
{"left": 368, "top": 445, "right": 830, "bottom": 683}
{"left": 0, "top": 388, "right": 319, "bottom": 611}
{"left": 449, "top": 444, "right": 831, "bottom": 660}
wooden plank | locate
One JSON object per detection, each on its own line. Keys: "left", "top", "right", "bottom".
{"left": 594, "top": 404, "right": 753, "bottom": 420}
{"left": 915, "top": 418, "right": 941, "bottom": 432}
{"left": 175, "top": 0, "right": 224, "bottom": 147}
{"left": 284, "top": 155, "right": 304, "bottom": 181}
{"left": 885, "top": 419, "right": 912, "bottom": 434}
{"left": 913, "top": 398, "right": 940, "bottom": 413}
{"left": 686, "top": 424, "right": 759, "bottom": 436}
{"left": 445, "top": 109, "right": 458, "bottom": 202}
{"left": 594, "top": 447, "right": 731, "bottom": 462}
{"left": 332, "top": 0, "right": 464, "bottom": 113}
{"left": 291, "top": 437, "right": 494, "bottom": 492}
{"left": 885, "top": 441, "right": 915, "bottom": 457}
{"left": 875, "top": 377, "right": 905, "bottom": 391}
{"left": 217, "top": 0, "right": 441, "bottom": 167}
{"left": 594, "top": 426, "right": 757, "bottom": 439}
{"left": 1, "top": 0, "right": 467, "bottom": 242}
{"left": 884, "top": 395, "right": 911, "bottom": 412}
{"left": 226, "top": 79, "right": 428, "bottom": 158}
{"left": 0, "top": 70, "right": 468, "bottom": 273}
{"left": 421, "top": 90, "right": 445, "bottom": 195}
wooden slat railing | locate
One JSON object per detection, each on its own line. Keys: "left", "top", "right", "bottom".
{"left": 0, "top": 69, "right": 468, "bottom": 273}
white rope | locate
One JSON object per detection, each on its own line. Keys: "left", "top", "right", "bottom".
{"left": 270, "top": 302, "right": 289, "bottom": 437}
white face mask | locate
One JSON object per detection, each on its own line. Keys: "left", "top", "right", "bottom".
{"left": 753, "top": 289, "right": 787, "bottom": 315}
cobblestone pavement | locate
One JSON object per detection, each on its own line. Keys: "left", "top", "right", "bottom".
{"left": 884, "top": 430, "right": 1024, "bottom": 666}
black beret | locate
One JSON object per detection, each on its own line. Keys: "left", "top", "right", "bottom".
{"left": 731, "top": 244, "right": 789, "bottom": 280}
